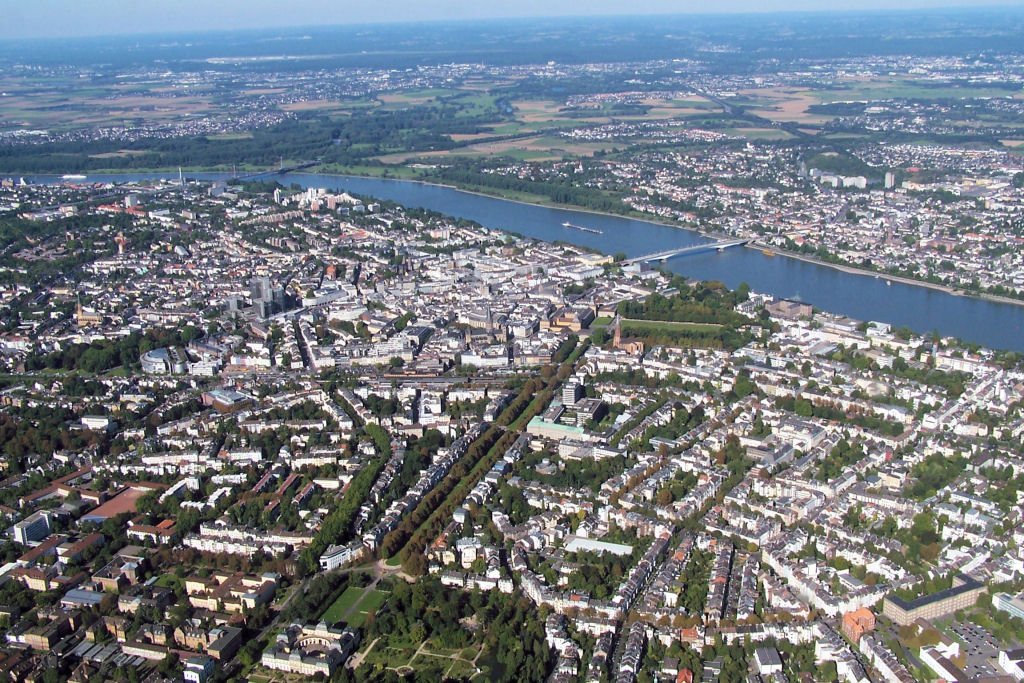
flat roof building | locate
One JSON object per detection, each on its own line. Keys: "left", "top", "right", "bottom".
{"left": 994, "top": 592, "right": 1024, "bottom": 621}
{"left": 564, "top": 536, "right": 634, "bottom": 557}
{"left": 13, "top": 511, "right": 51, "bottom": 546}
{"left": 882, "top": 574, "right": 983, "bottom": 626}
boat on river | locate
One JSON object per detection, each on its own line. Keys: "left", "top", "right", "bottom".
{"left": 562, "top": 221, "right": 602, "bottom": 235}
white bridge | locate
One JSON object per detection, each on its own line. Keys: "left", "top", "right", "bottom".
{"left": 623, "top": 238, "right": 749, "bottom": 265}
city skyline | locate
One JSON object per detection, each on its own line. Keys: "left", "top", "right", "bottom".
{"left": 2, "top": 0, "right": 1022, "bottom": 40}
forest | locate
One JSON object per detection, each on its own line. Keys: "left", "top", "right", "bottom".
{"left": 433, "top": 163, "right": 628, "bottom": 214}
{"left": 0, "top": 102, "right": 502, "bottom": 174}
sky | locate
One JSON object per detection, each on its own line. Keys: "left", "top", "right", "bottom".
{"left": 3, "top": 0, "right": 1022, "bottom": 40}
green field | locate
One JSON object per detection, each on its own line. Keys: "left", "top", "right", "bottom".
{"left": 449, "top": 92, "right": 500, "bottom": 118}
{"left": 320, "top": 585, "right": 364, "bottom": 623}
{"left": 349, "top": 589, "right": 388, "bottom": 627}
{"left": 155, "top": 574, "right": 181, "bottom": 590}
{"left": 320, "top": 585, "right": 389, "bottom": 626}
{"left": 809, "top": 82, "right": 1023, "bottom": 103}
{"left": 206, "top": 132, "right": 255, "bottom": 141}
{"left": 620, "top": 318, "right": 723, "bottom": 334}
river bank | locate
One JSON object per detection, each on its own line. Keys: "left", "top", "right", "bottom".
{"left": 14, "top": 167, "right": 1024, "bottom": 350}
{"left": 322, "top": 170, "right": 1024, "bottom": 311}
{"left": 298, "top": 168, "right": 1024, "bottom": 311}
{"left": 751, "top": 242, "right": 1024, "bottom": 310}
{"left": 17, "top": 166, "right": 1024, "bottom": 308}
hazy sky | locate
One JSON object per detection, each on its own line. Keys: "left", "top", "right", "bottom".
{"left": 3, "top": 0, "right": 1021, "bottom": 40}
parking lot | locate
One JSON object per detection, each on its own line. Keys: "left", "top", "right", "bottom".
{"left": 950, "top": 621, "right": 1000, "bottom": 678}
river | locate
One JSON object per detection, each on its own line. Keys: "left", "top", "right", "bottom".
{"left": 28, "top": 171, "right": 1024, "bottom": 352}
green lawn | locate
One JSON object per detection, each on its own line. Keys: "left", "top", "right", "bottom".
{"left": 362, "top": 644, "right": 417, "bottom": 669}
{"left": 321, "top": 586, "right": 389, "bottom": 626}
{"left": 155, "top": 574, "right": 181, "bottom": 590}
{"left": 348, "top": 589, "right": 389, "bottom": 627}
{"left": 422, "top": 643, "right": 463, "bottom": 657}
{"left": 445, "top": 658, "right": 480, "bottom": 679}
{"left": 319, "top": 585, "right": 364, "bottom": 624}
{"left": 620, "top": 318, "right": 723, "bottom": 333}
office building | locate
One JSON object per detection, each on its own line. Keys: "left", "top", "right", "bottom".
{"left": 13, "top": 512, "right": 51, "bottom": 546}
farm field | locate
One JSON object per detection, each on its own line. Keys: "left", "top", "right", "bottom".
{"left": 738, "top": 77, "right": 1024, "bottom": 127}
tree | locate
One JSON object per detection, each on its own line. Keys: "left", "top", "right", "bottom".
{"left": 403, "top": 551, "right": 427, "bottom": 576}
{"left": 656, "top": 486, "right": 673, "bottom": 506}
{"left": 794, "top": 399, "right": 813, "bottom": 417}
{"left": 158, "top": 652, "right": 179, "bottom": 677}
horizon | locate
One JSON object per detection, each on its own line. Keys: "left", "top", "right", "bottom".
{"left": 2, "top": 1, "right": 1022, "bottom": 42}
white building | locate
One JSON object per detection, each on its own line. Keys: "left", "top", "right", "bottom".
{"left": 13, "top": 511, "right": 51, "bottom": 546}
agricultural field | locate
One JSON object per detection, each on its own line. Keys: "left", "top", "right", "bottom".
{"left": 809, "top": 79, "right": 1024, "bottom": 103}
{"left": 376, "top": 134, "right": 614, "bottom": 163}
{"left": 0, "top": 75, "right": 220, "bottom": 131}
{"left": 737, "top": 88, "right": 837, "bottom": 126}
{"left": 371, "top": 91, "right": 732, "bottom": 162}
{"left": 279, "top": 100, "right": 351, "bottom": 113}
{"left": 738, "top": 77, "right": 1024, "bottom": 128}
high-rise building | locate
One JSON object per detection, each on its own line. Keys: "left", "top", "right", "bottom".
{"left": 255, "top": 300, "right": 274, "bottom": 319}
{"left": 250, "top": 276, "right": 273, "bottom": 303}
{"left": 14, "top": 511, "right": 51, "bottom": 545}
{"left": 562, "top": 381, "right": 582, "bottom": 407}
{"left": 884, "top": 172, "right": 896, "bottom": 190}
{"left": 271, "top": 285, "right": 286, "bottom": 312}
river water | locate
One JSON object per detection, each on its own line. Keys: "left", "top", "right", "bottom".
{"left": 30, "top": 171, "right": 1024, "bottom": 352}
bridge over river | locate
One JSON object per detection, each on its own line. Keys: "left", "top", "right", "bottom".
{"left": 622, "top": 238, "right": 750, "bottom": 265}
